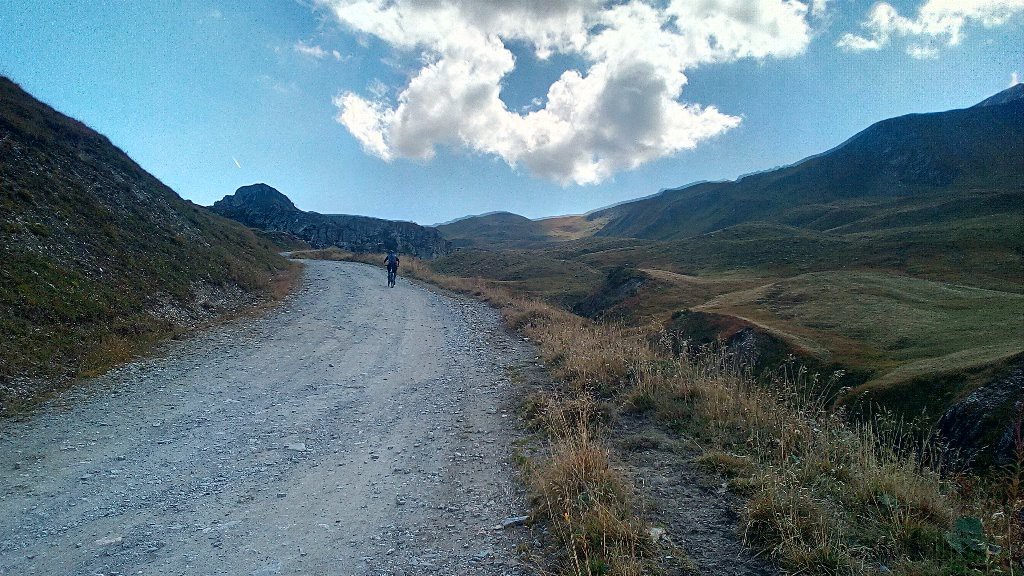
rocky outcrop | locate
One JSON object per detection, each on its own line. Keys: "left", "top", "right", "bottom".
{"left": 211, "top": 184, "right": 451, "bottom": 259}
{"left": 572, "top": 266, "right": 647, "bottom": 320}
{"left": 937, "top": 355, "right": 1024, "bottom": 466}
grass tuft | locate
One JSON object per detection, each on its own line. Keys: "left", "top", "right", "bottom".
{"left": 295, "top": 248, "right": 1024, "bottom": 575}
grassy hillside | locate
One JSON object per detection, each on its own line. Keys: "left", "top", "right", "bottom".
{"left": 429, "top": 233, "right": 1022, "bottom": 416}
{"left": 697, "top": 271, "right": 1024, "bottom": 410}
{"left": 296, "top": 248, "right": 1024, "bottom": 574}
{"left": 437, "top": 211, "right": 551, "bottom": 248}
{"left": 437, "top": 211, "right": 610, "bottom": 249}
{"left": 593, "top": 96, "right": 1023, "bottom": 240}
{"left": 430, "top": 249, "right": 603, "bottom": 306}
{"left": 426, "top": 91, "right": 1024, "bottom": 459}
{"left": 0, "top": 76, "right": 295, "bottom": 411}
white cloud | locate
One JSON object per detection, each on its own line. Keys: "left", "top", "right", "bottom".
{"left": 294, "top": 40, "right": 343, "bottom": 61}
{"left": 258, "top": 74, "right": 299, "bottom": 95}
{"left": 906, "top": 43, "right": 941, "bottom": 58}
{"left": 335, "top": 92, "right": 395, "bottom": 160}
{"left": 1012, "top": 71, "right": 1021, "bottom": 86}
{"left": 317, "top": 0, "right": 816, "bottom": 185}
{"left": 837, "top": 34, "right": 883, "bottom": 51}
{"left": 810, "top": 0, "right": 829, "bottom": 19}
{"left": 839, "top": 0, "right": 1024, "bottom": 58}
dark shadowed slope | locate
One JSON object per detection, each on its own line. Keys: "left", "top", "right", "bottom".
{"left": 0, "top": 76, "right": 293, "bottom": 409}
{"left": 211, "top": 183, "right": 451, "bottom": 259}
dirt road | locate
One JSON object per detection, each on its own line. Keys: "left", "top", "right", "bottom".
{"left": 0, "top": 260, "right": 537, "bottom": 575}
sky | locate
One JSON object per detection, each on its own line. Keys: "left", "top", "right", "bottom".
{"left": 0, "top": 1, "right": 1021, "bottom": 224}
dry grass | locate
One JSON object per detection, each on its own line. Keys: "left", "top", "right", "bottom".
{"left": 292, "top": 248, "right": 654, "bottom": 574}
{"left": 630, "top": 343, "right": 1023, "bottom": 574}
{"left": 295, "top": 249, "right": 1024, "bottom": 575}
{"left": 528, "top": 397, "right": 653, "bottom": 575}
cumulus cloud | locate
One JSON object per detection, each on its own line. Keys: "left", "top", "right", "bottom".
{"left": 317, "top": 0, "right": 817, "bottom": 185}
{"left": 294, "top": 40, "right": 343, "bottom": 61}
{"left": 839, "top": 0, "right": 1024, "bottom": 58}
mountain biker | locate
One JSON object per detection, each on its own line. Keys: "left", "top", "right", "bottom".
{"left": 384, "top": 250, "right": 400, "bottom": 287}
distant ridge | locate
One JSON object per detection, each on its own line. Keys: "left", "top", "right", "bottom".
{"left": 590, "top": 85, "right": 1024, "bottom": 240}
{"left": 437, "top": 87, "right": 1024, "bottom": 251}
{"left": 211, "top": 184, "right": 451, "bottom": 258}
{"left": 972, "top": 83, "right": 1024, "bottom": 107}
{"left": 433, "top": 210, "right": 519, "bottom": 227}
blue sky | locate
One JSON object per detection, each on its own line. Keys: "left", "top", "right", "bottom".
{"left": 0, "top": 1, "right": 1021, "bottom": 224}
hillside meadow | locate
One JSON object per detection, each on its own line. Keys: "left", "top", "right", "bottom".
{"left": 293, "top": 247, "right": 1024, "bottom": 575}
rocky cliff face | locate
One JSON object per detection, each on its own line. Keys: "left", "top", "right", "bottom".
{"left": 937, "top": 355, "right": 1024, "bottom": 466}
{"left": 211, "top": 184, "right": 451, "bottom": 259}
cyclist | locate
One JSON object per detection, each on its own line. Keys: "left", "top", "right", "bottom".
{"left": 384, "top": 250, "right": 400, "bottom": 287}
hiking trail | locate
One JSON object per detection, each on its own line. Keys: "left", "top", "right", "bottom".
{"left": 0, "top": 260, "right": 537, "bottom": 575}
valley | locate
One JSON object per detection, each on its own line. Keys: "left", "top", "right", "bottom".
{"left": 2, "top": 72, "right": 1022, "bottom": 575}
{"left": 426, "top": 85, "right": 1024, "bottom": 462}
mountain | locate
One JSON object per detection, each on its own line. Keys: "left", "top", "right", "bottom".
{"left": 428, "top": 86, "right": 1024, "bottom": 462}
{"left": 437, "top": 211, "right": 610, "bottom": 249}
{"left": 439, "top": 85, "right": 1024, "bottom": 255}
{"left": 973, "top": 82, "right": 1024, "bottom": 107}
{"left": 211, "top": 184, "right": 451, "bottom": 259}
{"left": 0, "top": 77, "right": 293, "bottom": 410}
{"left": 437, "top": 211, "right": 553, "bottom": 248}
{"left": 591, "top": 87, "right": 1024, "bottom": 241}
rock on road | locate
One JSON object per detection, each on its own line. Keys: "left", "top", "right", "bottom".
{"left": 0, "top": 260, "right": 537, "bottom": 575}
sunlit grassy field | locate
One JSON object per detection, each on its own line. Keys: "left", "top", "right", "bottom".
{"left": 293, "top": 247, "right": 1024, "bottom": 575}
{"left": 426, "top": 214, "right": 1024, "bottom": 433}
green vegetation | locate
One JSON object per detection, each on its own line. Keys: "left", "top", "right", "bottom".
{"left": 298, "top": 248, "right": 1024, "bottom": 575}
{"left": 592, "top": 95, "right": 1023, "bottom": 241}
{"left": 0, "top": 76, "right": 296, "bottom": 411}
{"left": 698, "top": 270, "right": 1024, "bottom": 394}
{"left": 428, "top": 210, "right": 1023, "bottom": 443}
{"left": 436, "top": 211, "right": 609, "bottom": 248}
{"left": 436, "top": 211, "right": 554, "bottom": 248}
{"left": 302, "top": 90, "right": 1024, "bottom": 573}
{"left": 430, "top": 249, "right": 603, "bottom": 307}
{"left": 253, "top": 229, "right": 312, "bottom": 251}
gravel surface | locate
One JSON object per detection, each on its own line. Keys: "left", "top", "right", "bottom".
{"left": 0, "top": 260, "right": 538, "bottom": 575}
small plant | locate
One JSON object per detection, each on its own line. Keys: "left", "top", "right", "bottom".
{"left": 944, "top": 516, "right": 989, "bottom": 562}
{"left": 695, "top": 451, "right": 754, "bottom": 478}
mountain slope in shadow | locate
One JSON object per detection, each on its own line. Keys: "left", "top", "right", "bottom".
{"left": 0, "top": 77, "right": 294, "bottom": 409}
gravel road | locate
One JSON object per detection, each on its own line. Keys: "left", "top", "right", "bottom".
{"left": 0, "top": 260, "right": 538, "bottom": 575}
